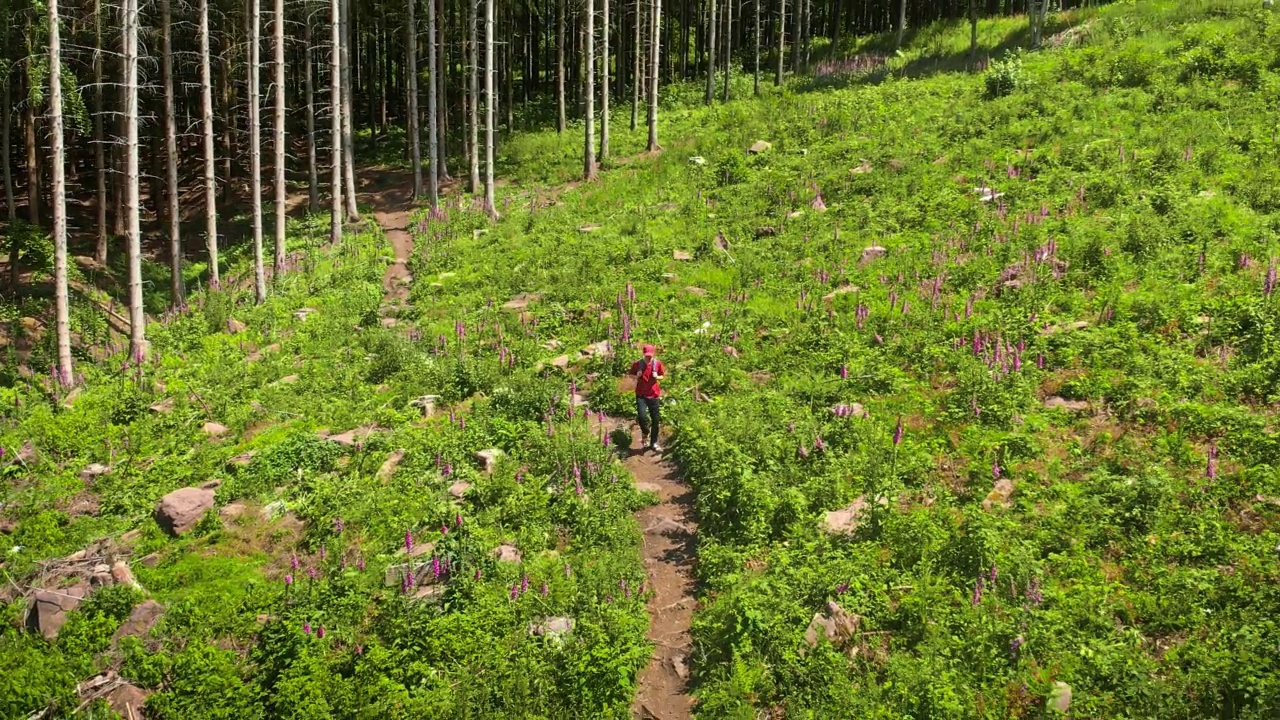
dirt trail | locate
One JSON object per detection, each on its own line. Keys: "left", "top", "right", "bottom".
{"left": 356, "top": 167, "right": 417, "bottom": 306}
{"left": 620, "top": 423, "right": 699, "bottom": 720}
{"left": 358, "top": 166, "right": 698, "bottom": 717}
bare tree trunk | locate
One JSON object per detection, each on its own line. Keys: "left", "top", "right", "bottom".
{"left": 706, "top": 0, "right": 717, "bottom": 103}
{"left": 408, "top": 0, "right": 423, "bottom": 198}
{"left": 49, "top": 0, "right": 74, "bottom": 385}
{"left": 646, "top": 0, "right": 660, "bottom": 150}
{"left": 584, "top": 0, "right": 596, "bottom": 180}
{"left": 468, "top": 0, "right": 480, "bottom": 193}
{"left": 330, "top": 0, "right": 343, "bottom": 244}
{"left": 556, "top": 0, "right": 565, "bottom": 133}
{"left": 753, "top": 0, "right": 760, "bottom": 95}
{"left": 895, "top": 0, "right": 905, "bottom": 48}
{"left": 802, "top": 0, "right": 810, "bottom": 67}
{"left": 969, "top": 0, "right": 977, "bottom": 65}
{"left": 305, "top": 20, "right": 319, "bottom": 213}
{"left": 427, "top": 0, "right": 441, "bottom": 206}
{"left": 437, "top": 2, "right": 449, "bottom": 180}
{"left": 200, "top": 0, "right": 219, "bottom": 286}
{"left": 341, "top": 0, "right": 359, "bottom": 219}
{"left": 249, "top": 0, "right": 267, "bottom": 302}
{"left": 601, "top": 0, "right": 610, "bottom": 159}
{"left": 162, "top": 0, "right": 183, "bottom": 306}
{"left": 484, "top": 0, "right": 498, "bottom": 217}
{"left": 774, "top": 0, "right": 784, "bottom": 85}
{"left": 93, "top": 0, "right": 107, "bottom": 264}
{"left": 630, "top": 0, "right": 641, "bottom": 131}
{"left": 273, "top": 0, "right": 287, "bottom": 277}
{"left": 24, "top": 103, "right": 39, "bottom": 228}
{"left": 790, "top": 0, "right": 800, "bottom": 70}
{"left": 124, "top": 0, "right": 146, "bottom": 357}
{"left": 723, "top": 0, "right": 732, "bottom": 100}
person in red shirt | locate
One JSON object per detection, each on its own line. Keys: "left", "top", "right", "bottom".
{"left": 629, "top": 343, "right": 666, "bottom": 452}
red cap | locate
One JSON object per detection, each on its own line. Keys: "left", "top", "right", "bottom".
{"left": 642, "top": 344, "right": 656, "bottom": 357}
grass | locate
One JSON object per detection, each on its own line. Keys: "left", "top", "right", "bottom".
{"left": 4, "top": 0, "right": 1280, "bottom": 716}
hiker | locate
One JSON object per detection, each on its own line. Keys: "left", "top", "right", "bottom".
{"left": 629, "top": 344, "right": 666, "bottom": 452}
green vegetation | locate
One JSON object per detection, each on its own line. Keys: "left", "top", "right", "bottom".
{"left": 5, "top": 0, "right": 1280, "bottom": 717}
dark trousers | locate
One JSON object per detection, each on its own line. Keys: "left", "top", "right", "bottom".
{"left": 636, "top": 396, "right": 661, "bottom": 446}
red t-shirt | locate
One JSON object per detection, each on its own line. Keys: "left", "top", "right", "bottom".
{"left": 630, "top": 358, "right": 665, "bottom": 399}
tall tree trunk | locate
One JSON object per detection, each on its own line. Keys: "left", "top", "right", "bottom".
{"left": 646, "top": 0, "right": 660, "bottom": 150}
{"left": 49, "top": 0, "right": 74, "bottom": 385}
{"left": 556, "top": 0, "right": 566, "bottom": 133}
{"left": 200, "top": 0, "right": 219, "bottom": 286}
{"left": 774, "top": 0, "right": 784, "bottom": 85}
{"left": 427, "top": 0, "right": 441, "bottom": 206}
{"left": 895, "top": 0, "right": 906, "bottom": 48}
{"left": 408, "top": 0, "right": 423, "bottom": 198}
{"left": 630, "top": 0, "right": 640, "bottom": 131}
{"left": 341, "top": 0, "right": 359, "bottom": 219}
{"left": 162, "top": 0, "right": 183, "bottom": 306}
{"left": 305, "top": 20, "right": 319, "bottom": 213}
{"left": 124, "top": 0, "right": 145, "bottom": 357}
{"left": 436, "top": 0, "right": 449, "bottom": 179}
{"left": 790, "top": 0, "right": 800, "bottom": 70}
{"left": 93, "top": 0, "right": 107, "bottom": 264}
{"left": 273, "top": 0, "right": 287, "bottom": 277}
{"left": 484, "top": 0, "right": 498, "bottom": 217}
{"left": 468, "top": 0, "right": 479, "bottom": 193}
{"left": 249, "top": 0, "right": 267, "bottom": 302}
{"left": 753, "top": 0, "right": 760, "bottom": 95}
{"left": 968, "top": 0, "right": 977, "bottom": 65}
{"left": 584, "top": 0, "right": 596, "bottom": 180}
{"left": 220, "top": 49, "right": 234, "bottom": 204}
{"left": 802, "top": 0, "right": 810, "bottom": 67}
{"left": 723, "top": 0, "right": 731, "bottom": 101}
{"left": 601, "top": 0, "right": 610, "bottom": 159}
{"left": 330, "top": 0, "right": 343, "bottom": 244}
{"left": 706, "top": 0, "right": 716, "bottom": 103}
{"left": 23, "top": 103, "right": 39, "bottom": 228}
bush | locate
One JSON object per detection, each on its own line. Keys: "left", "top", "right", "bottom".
{"left": 985, "top": 54, "right": 1028, "bottom": 98}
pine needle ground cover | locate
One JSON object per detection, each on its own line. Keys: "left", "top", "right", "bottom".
{"left": 3, "top": 0, "right": 1280, "bottom": 717}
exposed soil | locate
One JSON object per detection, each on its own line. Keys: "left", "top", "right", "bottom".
{"left": 621, "top": 424, "right": 698, "bottom": 720}
{"left": 355, "top": 168, "right": 419, "bottom": 306}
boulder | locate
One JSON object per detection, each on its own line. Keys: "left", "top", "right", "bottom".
{"left": 228, "top": 451, "right": 256, "bottom": 467}
{"left": 550, "top": 355, "right": 571, "bottom": 370}
{"left": 376, "top": 449, "right": 407, "bottom": 482}
{"left": 528, "top": 616, "right": 574, "bottom": 641}
{"left": 324, "top": 425, "right": 377, "bottom": 446}
{"left": 1043, "top": 396, "right": 1091, "bottom": 413}
{"left": 154, "top": 487, "right": 217, "bottom": 535}
{"left": 105, "top": 683, "right": 150, "bottom": 717}
{"left": 492, "top": 544, "right": 522, "bottom": 563}
{"left": 276, "top": 374, "right": 299, "bottom": 384}
{"left": 684, "top": 286, "right": 708, "bottom": 297}
{"left": 148, "top": 397, "right": 175, "bottom": 414}
{"left": 672, "top": 250, "right": 693, "bottom": 261}
{"left": 410, "top": 395, "right": 442, "bottom": 418}
{"left": 412, "top": 585, "right": 446, "bottom": 602}
{"left": 803, "top": 601, "right": 862, "bottom": 649}
{"left": 201, "top": 422, "right": 230, "bottom": 438}
{"left": 581, "top": 340, "right": 612, "bottom": 358}
{"left": 860, "top": 246, "right": 887, "bottom": 263}
{"left": 219, "top": 502, "right": 248, "bottom": 523}
{"left": 747, "top": 140, "right": 772, "bottom": 154}
{"left": 578, "top": 224, "right": 602, "bottom": 233}
{"left": 1048, "top": 681, "right": 1072, "bottom": 713}
{"left": 293, "top": 307, "right": 317, "bottom": 321}
{"left": 14, "top": 441, "right": 35, "bottom": 464}
{"left": 113, "top": 599, "right": 165, "bottom": 641}
{"left": 475, "top": 449, "right": 503, "bottom": 474}
{"left": 111, "top": 561, "right": 141, "bottom": 589}
{"left": 79, "top": 463, "right": 111, "bottom": 484}
{"left": 448, "top": 481, "right": 472, "bottom": 500}
{"left": 821, "top": 496, "right": 869, "bottom": 535}
{"left": 27, "top": 584, "right": 90, "bottom": 639}
{"left": 982, "top": 479, "right": 1015, "bottom": 511}
{"left": 502, "top": 293, "right": 541, "bottom": 311}
{"left": 226, "top": 318, "right": 247, "bottom": 334}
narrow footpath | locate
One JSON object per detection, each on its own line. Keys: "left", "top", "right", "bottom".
{"left": 358, "top": 168, "right": 698, "bottom": 719}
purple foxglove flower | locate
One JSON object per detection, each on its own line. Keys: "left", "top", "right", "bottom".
{"left": 798, "top": 444, "right": 810, "bottom": 459}
{"left": 290, "top": 554, "right": 299, "bottom": 570}
{"left": 474, "top": 568, "right": 482, "bottom": 580}
{"left": 972, "top": 576, "right": 984, "bottom": 606}
{"left": 989, "top": 564, "right": 998, "bottom": 584}
{"left": 308, "top": 567, "right": 317, "bottom": 580}
{"left": 432, "top": 556, "right": 442, "bottom": 578}
{"left": 814, "top": 436, "right": 825, "bottom": 452}
{"left": 284, "top": 574, "right": 293, "bottom": 585}
{"left": 541, "top": 581, "right": 549, "bottom": 597}
{"left": 334, "top": 517, "right": 344, "bottom": 534}
{"left": 441, "top": 524, "right": 449, "bottom": 536}
{"left": 521, "top": 574, "right": 529, "bottom": 593}
{"left": 455, "top": 512, "right": 463, "bottom": 528}
{"left": 355, "top": 644, "right": 363, "bottom": 654}
{"left": 319, "top": 545, "right": 327, "bottom": 560}
{"left": 1026, "top": 577, "right": 1042, "bottom": 605}
{"left": 1010, "top": 635, "right": 1024, "bottom": 659}
{"left": 893, "top": 417, "right": 904, "bottom": 447}
{"left": 303, "top": 622, "right": 312, "bottom": 634}
{"left": 836, "top": 582, "right": 849, "bottom": 595}
{"left": 992, "top": 462, "right": 1001, "bottom": 480}
{"left": 509, "top": 584, "right": 520, "bottom": 601}
{"left": 405, "top": 531, "right": 414, "bottom": 554}
{"left": 317, "top": 626, "right": 326, "bottom": 639}
{"left": 840, "top": 364, "right": 848, "bottom": 380}
{"left": 1207, "top": 445, "right": 1218, "bottom": 480}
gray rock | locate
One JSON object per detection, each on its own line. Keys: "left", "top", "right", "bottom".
{"left": 821, "top": 496, "right": 869, "bottom": 535}
{"left": 860, "top": 246, "right": 887, "bottom": 263}
{"left": 492, "top": 544, "right": 522, "bottom": 563}
{"left": 111, "top": 561, "right": 141, "bottom": 589}
{"left": 448, "top": 481, "right": 472, "bottom": 499}
{"left": 154, "top": 487, "right": 216, "bottom": 535}
{"left": 226, "top": 318, "right": 247, "bottom": 334}
{"left": 475, "top": 449, "right": 503, "bottom": 475}
{"left": 747, "top": 140, "right": 772, "bottom": 154}
{"left": 410, "top": 395, "right": 442, "bottom": 418}
{"left": 201, "top": 422, "right": 230, "bottom": 438}
{"left": 79, "top": 463, "right": 112, "bottom": 484}
{"left": 528, "top": 616, "right": 574, "bottom": 642}
{"left": 1048, "top": 681, "right": 1072, "bottom": 713}
{"left": 377, "top": 449, "right": 406, "bottom": 482}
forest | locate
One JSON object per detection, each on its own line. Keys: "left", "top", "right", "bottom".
{"left": 4, "top": 0, "right": 1280, "bottom": 717}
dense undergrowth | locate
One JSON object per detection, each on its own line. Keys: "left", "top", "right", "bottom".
{"left": 5, "top": 0, "right": 1280, "bottom": 717}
